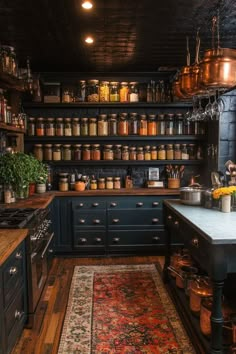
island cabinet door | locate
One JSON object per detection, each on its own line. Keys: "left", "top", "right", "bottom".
{"left": 108, "top": 209, "right": 163, "bottom": 228}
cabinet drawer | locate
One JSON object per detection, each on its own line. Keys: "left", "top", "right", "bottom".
{"left": 108, "top": 230, "right": 166, "bottom": 246}
{"left": 73, "top": 231, "right": 106, "bottom": 253}
{"left": 108, "top": 197, "right": 162, "bottom": 209}
{"left": 73, "top": 211, "right": 106, "bottom": 228}
{"left": 108, "top": 209, "right": 163, "bottom": 227}
{"left": 72, "top": 199, "right": 106, "bottom": 210}
{"left": 3, "top": 243, "right": 24, "bottom": 310}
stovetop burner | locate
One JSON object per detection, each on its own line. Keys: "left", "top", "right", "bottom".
{"left": 0, "top": 208, "right": 39, "bottom": 228}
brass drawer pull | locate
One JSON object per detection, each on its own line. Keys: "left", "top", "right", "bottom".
{"left": 15, "top": 310, "right": 24, "bottom": 320}
{"left": 152, "top": 218, "right": 159, "bottom": 223}
{"left": 136, "top": 202, "right": 143, "bottom": 207}
{"left": 9, "top": 267, "right": 18, "bottom": 276}
{"left": 95, "top": 238, "right": 102, "bottom": 243}
{"left": 48, "top": 248, "right": 54, "bottom": 254}
{"left": 113, "top": 237, "right": 120, "bottom": 243}
{"left": 93, "top": 219, "right": 101, "bottom": 224}
{"left": 152, "top": 201, "right": 159, "bottom": 206}
{"left": 79, "top": 203, "right": 84, "bottom": 207}
{"left": 191, "top": 238, "right": 199, "bottom": 248}
{"left": 152, "top": 236, "right": 160, "bottom": 241}
{"left": 167, "top": 215, "right": 172, "bottom": 220}
{"left": 15, "top": 252, "right": 22, "bottom": 260}
{"left": 110, "top": 202, "right": 117, "bottom": 207}
{"left": 79, "top": 219, "right": 85, "bottom": 224}
{"left": 92, "top": 203, "right": 99, "bottom": 207}
{"left": 112, "top": 219, "right": 120, "bottom": 223}
{"left": 79, "top": 238, "right": 87, "bottom": 243}
{"left": 174, "top": 220, "right": 179, "bottom": 227}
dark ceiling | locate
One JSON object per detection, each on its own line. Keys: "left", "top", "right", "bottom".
{"left": 0, "top": 0, "right": 236, "bottom": 73}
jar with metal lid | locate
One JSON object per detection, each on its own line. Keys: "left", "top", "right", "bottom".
{"left": 34, "top": 144, "right": 43, "bottom": 161}
{"left": 122, "top": 145, "right": 129, "bottom": 160}
{"left": 129, "top": 112, "right": 138, "bottom": 135}
{"left": 62, "top": 144, "right": 72, "bottom": 160}
{"left": 175, "top": 113, "right": 184, "bottom": 135}
{"left": 147, "top": 114, "right": 157, "bottom": 135}
{"left": 181, "top": 144, "right": 189, "bottom": 160}
{"left": 139, "top": 114, "right": 147, "bottom": 135}
{"left": 28, "top": 117, "right": 36, "bottom": 136}
{"left": 90, "top": 179, "right": 97, "bottom": 190}
{"left": 72, "top": 117, "right": 80, "bottom": 136}
{"left": 74, "top": 80, "right": 86, "bottom": 102}
{"left": 59, "top": 178, "right": 69, "bottom": 192}
{"left": 137, "top": 146, "right": 144, "bottom": 160}
{"left": 99, "top": 81, "right": 110, "bottom": 102}
{"left": 144, "top": 145, "right": 151, "bottom": 160}
{"left": 82, "top": 144, "right": 91, "bottom": 160}
{"left": 165, "top": 113, "right": 174, "bottom": 135}
{"left": 119, "top": 82, "right": 129, "bottom": 102}
{"left": 129, "top": 82, "right": 139, "bottom": 102}
{"left": 118, "top": 113, "right": 129, "bottom": 136}
{"left": 106, "top": 177, "right": 113, "bottom": 189}
{"left": 89, "top": 117, "right": 97, "bottom": 136}
{"left": 114, "top": 144, "right": 122, "bottom": 160}
{"left": 45, "top": 118, "right": 55, "bottom": 136}
{"left": 174, "top": 144, "right": 181, "bottom": 160}
{"left": 109, "top": 82, "right": 119, "bottom": 102}
{"left": 114, "top": 177, "right": 121, "bottom": 189}
{"left": 129, "top": 146, "right": 137, "bottom": 160}
{"left": 188, "top": 144, "right": 197, "bottom": 160}
{"left": 64, "top": 118, "right": 72, "bottom": 136}
{"left": 55, "top": 118, "right": 64, "bottom": 136}
{"left": 98, "top": 114, "right": 108, "bottom": 136}
{"left": 158, "top": 145, "right": 166, "bottom": 160}
{"left": 166, "top": 144, "right": 174, "bottom": 160}
{"left": 91, "top": 144, "right": 101, "bottom": 160}
{"left": 108, "top": 114, "right": 118, "bottom": 136}
{"left": 80, "top": 117, "right": 89, "bottom": 136}
{"left": 43, "top": 144, "right": 53, "bottom": 161}
{"left": 103, "top": 144, "right": 114, "bottom": 160}
{"left": 184, "top": 116, "right": 193, "bottom": 135}
{"left": 98, "top": 178, "right": 105, "bottom": 190}
{"left": 197, "top": 146, "right": 204, "bottom": 160}
{"left": 151, "top": 146, "right": 157, "bottom": 160}
{"left": 53, "top": 144, "right": 62, "bottom": 161}
{"left": 62, "top": 89, "right": 71, "bottom": 103}
{"left": 36, "top": 118, "right": 45, "bottom": 136}
{"left": 73, "top": 144, "right": 82, "bottom": 160}
{"left": 86, "top": 79, "right": 99, "bottom": 102}
{"left": 157, "top": 114, "right": 166, "bottom": 135}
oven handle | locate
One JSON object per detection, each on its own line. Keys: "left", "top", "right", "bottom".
{"left": 41, "top": 232, "right": 54, "bottom": 259}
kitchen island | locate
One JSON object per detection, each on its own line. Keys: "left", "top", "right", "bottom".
{"left": 163, "top": 199, "right": 236, "bottom": 354}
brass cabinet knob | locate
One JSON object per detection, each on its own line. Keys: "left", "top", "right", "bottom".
{"left": 110, "top": 202, "right": 117, "bottom": 207}
{"left": 9, "top": 266, "right": 18, "bottom": 275}
{"left": 15, "top": 310, "right": 24, "bottom": 320}
{"left": 15, "top": 252, "right": 22, "bottom": 260}
{"left": 79, "top": 203, "right": 84, "bottom": 207}
{"left": 95, "top": 238, "right": 102, "bottom": 243}
{"left": 152, "top": 218, "right": 159, "bottom": 223}
{"left": 48, "top": 248, "right": 54, "bottom": 254}
{"left": 112, "top": 219, "right": 120, "bottom": 223}
{"left": 93, "top": 219, "right": 101, "bottom": 224}
{"left": 152, "top": 236, "right": 160, "bottom": 241}
{"left": 167, "top": 215, "right": 172, "bottom": 220}
{"left": 191, "top": 238, "right": 199, "bottom": 248}
{"left": 113, "top": 237, "right": 120, "bottom": 243}
{"left": 174, "top": 220, "right": 179, "bottom": 226}
{"left": 79, "top": 238, "right": 87, "bottom": 243}
{"left": 92, "top": 203, "right": 99, "bottom": 207}
{"left": 152, "top": 201, "right": 159, "bottom": 206}
{"left": 136, "top": 202, "right": 143, "bottom": 207}
{"left": 79, "top": 219, "right": 85, "bottom": 224}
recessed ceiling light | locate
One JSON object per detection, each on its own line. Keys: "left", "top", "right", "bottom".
{"left": 82, "top": 1, "right": 93, "bottom": 10}
{"left": 85, "top": 36, "right": 94, "bottom": 44}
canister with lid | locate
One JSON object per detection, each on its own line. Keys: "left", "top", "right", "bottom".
{"left": 64, "top": 118, "right": 72, "bottom": 136}
{"left": 34, "top": 144, "right": 43, "bottom": 161}
{"left": 28, "top": 117, "right": 36, "bottom": 136}
{"left": 144, "top": 145, "right": 151, "bottom": 160}
{"left": 148, "top": 114, "right": 157, "bottom": 135}
{"left": 181, "top": 144, "right": 189, "bottom": 160}
{"left": 175, "top": 113, "right": 184, "bottom": 135}
{"left": 75, "top": 80, "right": 86, "bottom": 102}
{"left": 165, "top": 113, "right": 174, "bottom": 135}
{"left": 129, "top": 146, "right": 137, "bottom": 160}
{"left": 139, "top": 114, "right": 147, "bottom": 135}
{"left": 158, "top": 145, "right": 166, "bottom": 160}
{"left": 62, "top": 144, "right": 72, "bottom": 160}
{"left": 59, "top": 178, "right": 69, "bottom": 192}
{"left": 55, "top": 118, "right": 64, "bottom": 136}
{"left": 82, "top": 144, "right": 91, "bottom": 160}
{"left": 129, "top": 82, "right": 139, "bottom": 102}
{"left": 43, "top": 144, "right": 53, "bottom": 161}
{"left": 114, "top": 177, "right": 121, "bottom": 189}
{"left": 106, "top": 177, "right": 114, "bottom": 189}
{"left": 53, "top": 144, "right": 62, "bottom": 161}
{"left": 118, "top": 113, "right": 129, "bottom": 136}
{"left": 90, "top": 179, "right": 97, "bottom": 190}
{"left": 108, "top": 114, "right": 118, "bottom": 135}
{"left": 157, "top": 114, "right": 166, "bottom": 135}
{"left": 129, "top": 112, "right": 138, "bottom": 135}
{"left": 80, "top": 117, "right": 89, "bottom": 136}
{"left": 45, "top": 118, "right": 55, "bottom": 136}
{"left": 98, "top": 178, "right": 105, "bottom": 190}
{"left": 122, "top": 145, "right": 129, "bottom": 160}
{"left": 119, "top": 82, "right": 129, "bottom": 102}
{"left": 36, "top": 118, "right": 45, "bottom": 136}
{"left": 166, "top": 144, "right": 174, "bottom": 160}
{"left": 89, "top": 117, "right": 97, "bottom": 136}
{"left": 72, "top": 117, "right": 80, "bottom": 136}
{"left": 73, "top": 144, "right": 82, "bottom": 160}
{"left": 103, "top": 145, "right": 114, "bottom": 160}
{"left": 137, "top": 146, "right": 144, "bottom": 160}
{"left": 151, "top": 146, "right": 157, "bottom": 160}
{"left": 86, "top": 79, "right": 99, "bottom": 102}
{"left": 91, "top": 144, "right": 101, "bottom": 160}
{"left": 109, "top": 82, "right": 119, "bottom": 102}
{"left": 99, "top": 81, "right": 110, "bottom": 102}
{"left": 174, "top": 144, "right": 181, "bottom": 160}
{"left": 98, "top": 114, "right": 108, "bottom": 136}
{"left": 114, "top": 144, "right": 122, "bottom": 160}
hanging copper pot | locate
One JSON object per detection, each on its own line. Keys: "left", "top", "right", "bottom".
{"left": 172, "top": 79, "right": 190, "bottom": 100}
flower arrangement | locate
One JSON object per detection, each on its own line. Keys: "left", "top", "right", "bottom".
{"left": 212, "top": 186, "right": 236, "bottom": 199}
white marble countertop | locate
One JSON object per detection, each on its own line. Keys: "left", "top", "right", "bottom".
{"left": 164, "top": 199, "right": 236, "bottom": 244}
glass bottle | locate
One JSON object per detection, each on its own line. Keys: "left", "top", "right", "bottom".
{"left": 89, "top": 117, "right": 97, "bottom": 136}
{"left": 74, "top": 80, "right": 86, "bottom": 102}
{"left": 139, "top": 114, "right": 147, "bottom": 135}
{"left": 188, "top": 144, "right": 197, "bottom": 160}
{"left": 80, "top": 117, "right": 89, "bottom": 136}
{"left": 151, "top": 146, "right": 157, "bottom": 160}
{"left": 137, "top": 146, "right": 144, "bottom": 160}
{"left": 43, "top": 144, "right": 53, "bottom": 161}
{"left": 108, "top": 113, "right": 118, "bottom": 136}
{"left": 181, "top": 144, "right": 189, "bottom": 160}
{"left": 103, "top": 144, "right": 114, "bottom": 160}
{"left": 165, "top": 113, "right": 174, "bottom": 135}
{"left": 82, "top": 144, "right": 91, "bottom": 160}
{"left": 45, "top": 118, "right": 55, "bottom": 136}
{"left": 106, "top": 177, "right": 114, "bottom": 189}
{"left": 64, "top": 118, "right": 72, "bottom": 136}
{"left": 156, "top": 114, "right": 165, "bottom": 135}
{"left": 184, "top": 117, "right": 193, "bottom": 135}
{"left": 59, "top": 178, "right": 69, "bottom": 192}
{"left": 36, "top": 117, "right": 45, "bottom": 136}
{"left": 99, "top": 81, "right": 110, "bottom": 102}
{"left": 28, "top": 117, "right": 36, "bottom": 136}
{"left": 175, "top": 113, "right": 183, "bottom": 135}
{"left": 72, "top": 117, "right": 80, "bottom": 136}
{"left": 34, "top": 144, "right": 43, "bottom": 161}
{"left": 122, "top": 145, "right": 129, "bottom": 160}
{"left": 86, "top": 79, "right": 99, "bottom": 102}
{"left": 129, "top": 112, "right": 138, "bottom": 135}
{"left": 118, "top": 113, "right": 129, "bottom": 136}
{"left": 109, "top": 82, "right": 119, "bottom": 102}
{"left": 62, "top": 144, "right": 72, "bottom": 160}
{"left": 98, "top": 177, "right": 105, "bottom": 190}
{"left": 166, "top": 144, "right": 174, "bottom": 160}
{"left": 97, "top": 114, "right": 108, "bottom": 136}
{"left": 174, "top": 144, "right": 181, "bottom": 160}
{"left": 119, "top": 82, "right": 129, "bottom": 102}
{"left": 52, "top": 144, "right": 62, "bottom": 161}
{"left": 114, "top": 144, "right": 122, "bottom": 160}
{"left": 55, "top": 118, "right": 64, "bottom": 136}
{"left": 129, "top": 146, "right": 137, "bottom": 160}
{"left": 90, "top": 179, "right": 97, "bottom": 190}
{"left": 91, "top": 144, "right": 101, "bottom": 160}
{"left": 73, "top": 144, "right": 82, "bottom": 160}
{"left": 114, "top": 177, "right": 121, "bottom": 189}
{"left": 158, "top": 145, "right": 166, "bottom": 160}
{"left": 129, "top": 82, "right": 139, "bottom": 102}
{"left": 144, "top": 145, "right": 151, "bottom": 160}
{"left": 147, "top": 114, "right": 157, "bottom": 135}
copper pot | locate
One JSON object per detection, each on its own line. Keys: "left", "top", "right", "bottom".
{"left": 175, "top": 265, "right": 198, "bottom": 289}
{"left": 199, "top": 48, "right": 236, "bottom": 89}
{"left": 170, "top": 253, "right": 193, "bottom": 278}
{"left": 172, "top": 79, "right": 190, "bottom": 100}
{"left": 190, "top": 276, "right": 213, "bottom": 316}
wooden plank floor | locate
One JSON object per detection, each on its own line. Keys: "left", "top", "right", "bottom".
{"left": 13, "top": 256, "right": 163, "bottom": 354}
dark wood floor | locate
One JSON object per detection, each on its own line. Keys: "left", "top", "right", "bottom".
{"left": 13, "top": 255, "right": 162, "bottom": 354}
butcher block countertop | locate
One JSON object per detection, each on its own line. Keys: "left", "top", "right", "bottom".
{"left": 0, "top": 229, "right": 28, "bottom": 266}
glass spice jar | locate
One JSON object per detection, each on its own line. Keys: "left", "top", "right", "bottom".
{"left": 98, "top": 114, "right": 108, "bottom": 136}
{"left": 166, "top": 144, "right": 174, "bottom": 160}
{"left": 90, "top": 179, "right": 97, "bottom": 190}
{"left": 74, "top": 80, "right": 86, "bottom": 102}
{"left": 188, "top": 144, "right": 196, "bottom": 160}
{"left": 86, "top": 79, "right": 99, "bottom": 102}
{"left": 45, "top": 118, "right": 55, "bottom": 136}
{"left": 148, "top": 114, "right": 157, "bottom": 135}
{"left": 114, "top": 144, "right": 122, "bottom": 160}
{"left": 80, "top": 117, "right": 89, "bottom": 136}
{"left": 129, "top": 112, "right": 138, "bottom": 135}
{"left": 139, "top": 114, "right": 148, "bottom": 135}
{"left": 34, "top": 144, "right": 43, "bottom": 161}
{"left": 114, "top": 177, "right": 121, "bottom": 189}
{"left": 157, "top": 113, "right": 166, "bottom": 135}
{"left": 181, "top": 144, "right": 189, "bottom": 160}
{"left": 59, "top": 178, "right": 69, "bottom": 192}
{"left": 106, "top": 177, "right": 114, "bottom": 189}
{"left": 62, "top": 144, "right": 72, "bottom": 160}
{"left": 52, "top": 144, "right": 62, "bottom": 161}
{"left": 129, "top": 82, "right": 139, "bottom": 102}
{"left": 165, "top": 113, "right": 174, "bottom": 135}
{"left": 43, "top": 144, "right": 53, "bottom": 161}
{"left": 82, "top": 144, "right": 91, "bottom": 160}
{"left": 103, "top": 144, "right": 114, "bottom": 160}
{"left": 55, "top": 118, "right": 64, "bottom": 136}
{"left": 144, "top": 145, "right": 151, "bottom": 160}
{"left": 36, "top": 117, "right": 45, "bottom": 136}
{"left": 158, "top": 145, "right": 166, "bottom": 160}
{"left": 72, "top": 117, "right": 80, "bottom": 136}
{"left": 73, "top": 144, "right": 82, "bottom": 160}
{"left": 109, "top": 81, "right": 119, "bottom": 102}
{"left": 137, "top": 146, "right": 144, "bottom": 160}
{"left": 151, "top": 145, "right": 157, "bottom": 160}
{"left": 122, "top": 145, "right": 129, "bottom": 160}
{"left": 108, "top": 114, "right": 118, "bottom": 136}
{"left": 98, "top": 177, "right": 105, "bottom": 190}
{"left": 175, "top": 113, "right": 184, "bottom": 135}
{"left": 119, "top": 82, "right": 129, "bottom": 102}
{"left": 118, "top": 113, "right": 129, "bottom": 136}
{"left": 64, "top": 118, "right": 72, "bottom": 136}
{"left": 89, "top": 117, "right": 97, "bottom": 136}
{"left": 91, "top": 144, "right": 101, "bottom": 160}
{"left": 99, "top": 81, "right": 110, "bottom": 102}
{"left": 28, "top": 117, "right": 36, "bottom": 136}
{"left": 174, "top": 144, "right": 181, "bottom": 160}
{"left": 129, "top": 146, "right": 137, "bottom": 160}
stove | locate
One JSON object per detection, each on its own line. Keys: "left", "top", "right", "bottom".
{"left": 0, "top": 208, "right": 39, "bottom": 228}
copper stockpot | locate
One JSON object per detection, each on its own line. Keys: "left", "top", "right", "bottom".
{"left": 199, "top": 48, "right": 236, "bottom": 89}
{"left": 190, "top": 276, "right": 213, "bottom": 316}
{"left": 170, "top": 252, "right": 193, "bottom": 278}
{"left": 175, "top": 265, "right": 198, "bottom": 289}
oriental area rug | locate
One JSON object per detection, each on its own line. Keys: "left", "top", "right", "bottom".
{"left": 58, "top": 264, "right": 195, "bottom": 354}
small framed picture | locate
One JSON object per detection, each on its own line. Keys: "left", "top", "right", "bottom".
{"left": 148, "top": 167, "right": 159, "bottom": 181}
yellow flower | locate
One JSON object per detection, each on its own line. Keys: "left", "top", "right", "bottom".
{"left": 212, "top": 186, "right": 236, "bottom": 199}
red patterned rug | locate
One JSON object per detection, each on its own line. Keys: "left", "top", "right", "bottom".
{"left": 58, "top": 264, "right": 195, "bottom": 354}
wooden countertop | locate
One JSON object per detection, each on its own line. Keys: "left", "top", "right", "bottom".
{"left": 0, "top": 229, "right": 28, "bottom": 266}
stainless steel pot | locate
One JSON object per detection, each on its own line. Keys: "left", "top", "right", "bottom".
{"left": 180, "top": 186, "right": 205, "bottom": 206}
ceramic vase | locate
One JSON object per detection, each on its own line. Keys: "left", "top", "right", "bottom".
{"left": 221, "top": 195, "right": 231, "bottom": 213}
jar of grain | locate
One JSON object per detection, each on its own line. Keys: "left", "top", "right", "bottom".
{"left": 122, "top": 145, "right": 129, "bottom": 160}
{"left": 148, "top": 114, "right": 157, "bottom": 135}
{"left": 34, "top": 144, "right": 43, "bottom": 161}
{"left": 98, "top": 178, "right": 105, "bottom": 190}
{"left": 98, "top": 114, "right": 108, "bottom": 136}
{"left": 99, "top": 81, "right": 110, "bottom": 102}
{"left": 174, "top": 144, "right": 181, "bottom": 160}
{"left": 137, "top": 146, "right": 144, "bottom": 160}
{"left": 91, "top": 144, "right": 101, "bottom": 160}
{"left": 114, "top": 177, "right": 121, "bottom": 189}
{"left": 72, "top": 118, "right": 80, "bottom": 136}
{"left": 62, "top": 144, "right": 72, "bottom": 160}
{"left": 108, "top": 114, "right": 118, "bottom": 136}
{"left": 45, "top": 118, "right": 55, "bottom": 136}
{"left": 90, "top": 179, "right": 97, "bottom": 190}
{"left": 36, "top": 117, "right": 45, "bottom": 136}
{"left": 129, "top": 112, "right": 138, "bottom": 135}
{"left": 82, "top": 144, "right": 91, "bottom": 160}
{"left": 118, "top": 113, "right": 129, "bottom": 136}
{"left": 139, "top": 114, "right": 147, "bottom": 135}
{"left": 89, "top": 117, "right": 97, "bottom": 136}
{"left": 129, "top": 146, "right": 137, "bottom": 160}
{"left": 129, "top": 82, "right": 139, "bottom": 102}
{"left": 166, "top": 144, "right": 174, "bottom": 160}
{"left": 144, "top": 145, "right": 151, "bottom": 160}
{"left": 114, "top": 144, "right": 122, "bottom": 160}
{"left": 119, "top": 82, "right": 129, "bottom": 102}
{"left": 59, "top": 178, "right": 69, "bottom": 192}
{"left": 151, "top": 146, "right": 157, "bottom": 160}
{"left": 80, "top": 117, "right": 89, "bottom": 136}
{"left": 55, "top": 118, "right": 64, "bottom": 136}
{"left": 156, "top": 114, "right": 166, "bottom": 135}
{"left": 181, "top": 144, "right": 189, "bottom": 160}
{"left": 158, "top": 145, "right": 166, "bottom": 160}
{"left": 43, "top": 144, "right": 53, "bottom": 161}
{"left": 165, "top": 113, "right": 174, "bottom": 135}
{"left": 86, "top": 79, "right": 99, "bottom": 102}
{"left": 73, "top": 144, "right": 82, "bottom": 160}
{"left": 103, "top": 145, "right": 114, "bottom": 160}
{"left": 53, "top": 144, "right": 62, "bottom": 161}
{"left": 64, "top": 118, "right": 72, "bottom": 136}
{"left": 109, "top": 81, "right": 119, "bottom": 102}
{"left": 106, "top": 177, "right": 113, "bottom": 189}
{"left": 28, "top": 117, "right": 36, "bottom": 136}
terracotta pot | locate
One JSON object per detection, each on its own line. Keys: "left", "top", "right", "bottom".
{"left": 29, "top": 182, "right": 36, "bottom": 196}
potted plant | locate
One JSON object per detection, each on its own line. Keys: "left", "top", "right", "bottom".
{"left": 34, "top": 159, "right": 48, "bottom": 193}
